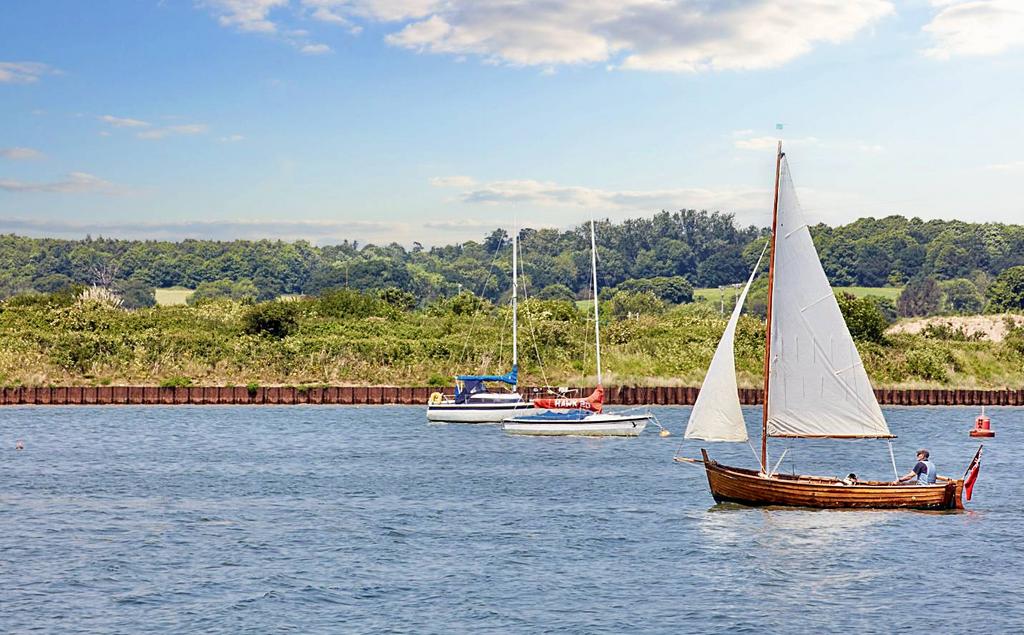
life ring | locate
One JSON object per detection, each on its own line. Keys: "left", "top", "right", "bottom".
{"left": 429, "top": 392, "right": 443, "bottom": 405}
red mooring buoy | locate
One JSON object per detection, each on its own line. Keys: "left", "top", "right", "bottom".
{"left": 970, "top": 407, "right": 995, "bottom": 438}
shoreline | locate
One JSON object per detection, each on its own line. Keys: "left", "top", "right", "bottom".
{"left": 0, "top": 385, "right": 1020, "bottom": 406}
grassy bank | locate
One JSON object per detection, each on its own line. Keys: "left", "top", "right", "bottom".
{"left": 1, "top": 293, "right": 1022, "bottom": 389}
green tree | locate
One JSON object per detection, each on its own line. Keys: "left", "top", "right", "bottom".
{"left": 189, "top": 278, "right": 258, "bottom": 304}
{"left": 897, "top": 276, "right": 942, "bottom": 317}
{"left": 986, "top": 266, "right": 1024, "bottom": 311}
{"left": 615, "top": 276, "right": 693, "bottom": 304}
{"left": 536, "top": 284, "right": 575, "bottom": 301}
{"left": 942, "top": 278, "right": 983, "bottom": 314}
{"left": 116, "top": 279, "right": 157, "bottom": 309}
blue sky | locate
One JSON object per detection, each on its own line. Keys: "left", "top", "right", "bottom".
{"left": 2, "top": 0, "right": 1023, "bottom": 245}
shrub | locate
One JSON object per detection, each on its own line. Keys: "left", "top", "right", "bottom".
{"left": 377, "top": 287, "right": 417, "bottom": 311}
{"left": 78, "top": 285, "right": 124, "bottom": 309}
{"left": 615, "top": 276, "right": 694, "bottom": 304}
{"left": 5, "top": 285, "right": 84, "bottom": 309}
{"left": 905, "top": 347, "right": 950, "bottom": 382}
{"left": 836, "top": 293, "right": 888, "bottom": 343}
{"left": 159, "top": 376, "right": 193, "bottom": 388}
{"left": 607, "top": 290, "right": 666, "bottom": 319}
{"left": 518, "top": 298, "right": 580, "bottom": 322}
{"left": 318, "top": 288, "right": 392, "bottom": 318}
{"left": 921, "top": 321, "right": 984, "bottom": 341}
{"left": 189, "top": 279, "right": 258, "bottom": 305}
{"left": 242, "top": 301, "right": 299, "bottom": 338}
{"left": 428, "top": 291, "right": 492, "bottom": 316}
{"left": 246, "top": 381, "right": 260, "bottom": 397}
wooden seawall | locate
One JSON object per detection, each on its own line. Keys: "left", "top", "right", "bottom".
{"left": 0, "top": 385, "right": 1022, "bottom": 406}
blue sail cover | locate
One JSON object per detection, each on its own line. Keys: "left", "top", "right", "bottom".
{"left": 510, "top": 409, "right": 593, "bottom": 422}
{"left": 454, "top": 366, "right": 517, "bottom": 403}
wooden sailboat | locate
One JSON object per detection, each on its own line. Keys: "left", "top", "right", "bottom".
{"left": 503, "top": 219, "right": 651, "bottom": 436}
{"left": 427, "top": 226, "right": 534, "bottom": 423}
{"left": 680, "top": 142, "right": 967, "bottom": 510}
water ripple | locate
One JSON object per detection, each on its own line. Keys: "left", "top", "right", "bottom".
{"left": 0, "top": 405, "right": 1022, "bottom": 633}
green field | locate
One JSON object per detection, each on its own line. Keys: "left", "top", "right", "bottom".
{"left": 695, "top": 285, "right": 902, "bottom": 303}
{"left": 155, "top": 287, "right": 195, "bottom": 306}
{"left": 837, "top": 286, "right": 903, "bottom": 300}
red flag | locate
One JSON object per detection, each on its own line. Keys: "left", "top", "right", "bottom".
{"left": 964, "top": 446, "right": 983, "bottom": 501}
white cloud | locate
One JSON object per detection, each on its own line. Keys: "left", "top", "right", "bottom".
{"left": 302, "top": 0, "right": 437, "bottom": 23}
{"left": 984, "top": 160, "right": 1024, "bottom": 172}
{"left": 220, "top": 134, "right": 247, "bottom": 142}
{"left": 136, "top": 124, "right": 209, "bottom": 140}
{"left": 0, "top": 172, "right": 125, "bottom": 195}
{"left": 0, "top": 147, "right": 45, "bottom": 160}
{"left": 453, "top": 178, "right": 768, "bottom": 217}
{"left": 98, "top": 115, "right": 208, "bottom": 139}
{"left": 300, "top": 42, "right": 332, "bottom": 54}
{"left": 0, "top": 216, "right": 436, "bottom": 245}
{"left": 383, "top": 0, "right": 894, "bottom": 71}
{"left": 735, "top": 136, "right": 819, "bottom": 151}
{"left": 202, "top": 1, "right": 892, "bottom": 72}
{"left": 203, "top": 0, "right": 289, "bottom": 33}
{"left": 731, "top": 133, "right": 883, "bottom": 153}
{"left": 99, "top": 114, "right": 151, "bottom": 128}
{"left": 429, "top": 175, "right": 476, "bottom": 188}
{"left": 923, "top": 0, "right": 1024, "bottom": 59}
{"left": 0, "top": 61, "right": 59, "bottom": 84}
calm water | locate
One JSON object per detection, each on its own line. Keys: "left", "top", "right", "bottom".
{"left": 1, "top": 405, "right": 1021, "bottom": 634}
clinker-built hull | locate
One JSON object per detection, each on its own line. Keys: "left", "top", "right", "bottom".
{"left": 700, "top": 450, "right": 964, "bottom": 510}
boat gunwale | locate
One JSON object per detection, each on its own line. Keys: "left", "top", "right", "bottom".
{"left": 704, "top": 457, "right": 957, "bottom": 492}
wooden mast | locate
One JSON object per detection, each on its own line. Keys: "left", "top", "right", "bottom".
{"left": 590, "top": 218, "right": 602, "bottom": 387}
{"left": 761, "top": 141, "right": 783, "bottom": 473}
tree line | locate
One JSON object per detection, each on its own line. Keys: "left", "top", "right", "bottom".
{"left": 2, "top": 211, "right": 1024, "bottom": 313}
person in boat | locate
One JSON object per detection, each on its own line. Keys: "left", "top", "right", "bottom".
{"left": 893, "top": 449, "right": 936, "bottom": 485}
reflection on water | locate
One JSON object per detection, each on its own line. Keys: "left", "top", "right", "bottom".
{"left": 0, "top": 405, "right": 1021, "bottom": 634}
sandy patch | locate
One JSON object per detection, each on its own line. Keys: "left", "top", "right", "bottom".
{"left": 887, "top": 314, "right": 1024, "bottom": 342}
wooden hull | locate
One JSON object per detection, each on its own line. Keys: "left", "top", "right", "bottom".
{"left": 700, "top": 450, "right": 964, "bottom": 511}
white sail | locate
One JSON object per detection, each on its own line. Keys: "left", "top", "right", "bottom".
{"left": 684, "top": 247, "right": 766, "bottom": 442}
{"left": 766, "top": 157, "right": 891, "bottom": 438}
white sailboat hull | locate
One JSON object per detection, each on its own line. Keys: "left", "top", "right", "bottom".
{"left": 502, "top": 412, "right": 650, "bottom": 436}
{"left": 427, "top": 400, "right": 536, "bottom": 423}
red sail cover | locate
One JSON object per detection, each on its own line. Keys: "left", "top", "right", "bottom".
{"left": 533, "top": 387, "right": 604, "bottom": 413}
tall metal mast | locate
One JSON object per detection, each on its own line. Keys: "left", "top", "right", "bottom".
{"left": 512, "top": 224, "right": 518, "bottom": 377}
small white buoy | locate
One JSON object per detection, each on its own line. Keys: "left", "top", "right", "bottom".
{"left": 659, "top": 429, "right": 671, "bottom": 438}
{"left": 15, "top": 439, "right": 24, "bottom": 450}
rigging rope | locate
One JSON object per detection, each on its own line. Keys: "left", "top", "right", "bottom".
{"left": 451, "top": 234, "right": 508, "bottom": 370}
{"left": 517, "top": 237, "right": 552, "bottom": 393}
{"left": 888, "top": 440, "right": 899, "bottom": 480}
